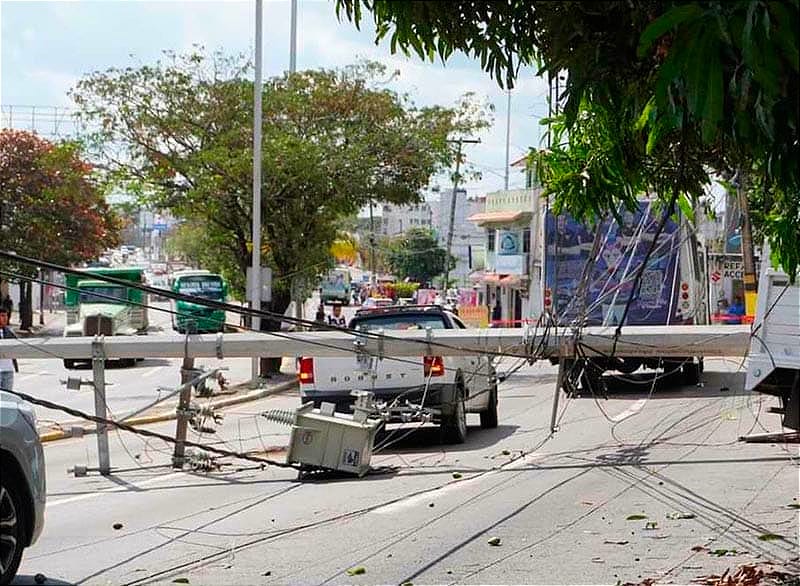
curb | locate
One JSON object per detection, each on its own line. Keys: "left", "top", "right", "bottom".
{"left": 39, "top": 379, "right": 298, "bottom": 443}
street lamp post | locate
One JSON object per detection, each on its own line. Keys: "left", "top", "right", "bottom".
{"left": 250, "top": 0, "right": 264, "bottom": 380}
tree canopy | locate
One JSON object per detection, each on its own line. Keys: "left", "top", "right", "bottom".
{"left": 384, "top": 227, "right": 452, "bottom": 284}
{"left": 71, "top": 51, "right": 491, "bottom": 312}
{"left": 0, "top": 129, "right": 120, "bottom": 275}
{"left": 336, "top": 0, "right": 799, "bottom": 276}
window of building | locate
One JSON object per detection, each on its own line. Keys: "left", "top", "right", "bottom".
{"left": 487, "top": 229, "right": 496, "bottom": 252}
{"left": 523, "top": 228, "right": 531, "bottom": 254}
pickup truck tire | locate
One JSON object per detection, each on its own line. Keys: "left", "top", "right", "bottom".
{"left": 63, "top": 359, "right": 76, "bottom": 370}
{"left": 480, "top": 384, "right": 499, "bottom": 429}
{"left": 441, "top": 385, "right": 467, "bottom": 444}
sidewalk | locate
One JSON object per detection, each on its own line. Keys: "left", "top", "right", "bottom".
{"left": 11, "top": 309, "right": 66, "bottom": 338}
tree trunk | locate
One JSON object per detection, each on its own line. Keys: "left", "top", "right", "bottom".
{"left": 259, "top": 287, "right": 291, "bottom": 376}
{"left": 19, "top": 279, "right": 33, "bottom": 330}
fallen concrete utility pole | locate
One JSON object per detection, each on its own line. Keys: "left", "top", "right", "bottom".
{"left": 0, "top": 325, "right": 751, "bottom": 360}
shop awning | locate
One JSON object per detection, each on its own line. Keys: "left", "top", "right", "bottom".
{"left": 470, "top": 272, "right": 527, "bottom": 287}
{"left": 467, "top": 210, "right": 530, "bottom": 226}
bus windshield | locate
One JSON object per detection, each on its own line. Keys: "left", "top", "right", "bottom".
{"left": 79, "top": 286, "right": 128, "bottom": 304}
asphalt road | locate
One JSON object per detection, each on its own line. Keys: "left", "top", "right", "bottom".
{"left": 13, "top": 359, "right": 799, "bottom": 585}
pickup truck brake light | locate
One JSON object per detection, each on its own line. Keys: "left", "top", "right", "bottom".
{"left": 424, "top": 355, "right": 445, "bottom": 377}
{"left": 298, "top": 357, "right": 315, "bottom": 384}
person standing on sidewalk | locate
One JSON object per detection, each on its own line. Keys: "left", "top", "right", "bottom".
{"left": 0, "top": 307, "right": 20, "bottom": 391}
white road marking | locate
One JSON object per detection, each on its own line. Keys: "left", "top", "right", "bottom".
{"left": 371, "top": 452, "right": 544, "bottom": 515}
{"left": 47, "top": 472, "right": 185, "bottom": 508}
{"left": 141, "top": 366, "right": 164, "bottom": 378}
{"left": 610, "top": 398, "right": 648, "bottom": 423}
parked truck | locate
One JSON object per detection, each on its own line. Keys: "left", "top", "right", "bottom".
{"left": 536, "top": 200, "right": 707, "bottom": 389}
{"left": 745, "top": 248, "right": 799, "bottom": 431}
{"left": 63, "top": 267, "right": 149, "bottom": 368}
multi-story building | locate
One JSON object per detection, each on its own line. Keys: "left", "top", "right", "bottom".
{"left": 435, "top": 188, "right": 486, "bottom": 287}
{"left": 380, "top": 202, "right": 434, "bottom": 236}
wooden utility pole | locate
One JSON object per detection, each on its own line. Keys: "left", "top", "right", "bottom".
{"left": 443, "top": 138, "right": 480, "bottom": 290}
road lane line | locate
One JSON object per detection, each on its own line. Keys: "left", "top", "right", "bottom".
{"left": 609, "top": 398, "right": 648, "bottom": 423}
{"left": 46, "top": 471, "right": 185, "bottom": 508}
{"left": 371, "top": 452, "right": 544, "bottom": 515}
{"left": 141, "top": 366, "right": 164, "bottom": 378}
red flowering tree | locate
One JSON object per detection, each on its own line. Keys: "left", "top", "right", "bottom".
{"left": 0, "top": 129, "right": 120, "bottom": 329}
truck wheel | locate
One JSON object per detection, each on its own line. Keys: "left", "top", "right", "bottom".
{"left": 63, "top": 359, "right": 76, "bottom": 370}
{"left": 441, "top": 385, "right": 467, "bottom": 444}
{"left": 682, "top": 359, "right": 702, "bottom": 385}
{"left": 0, "top": 474, "right": 27, "bottom": 585}
{"left": 480, "top": 383, "right": 499, "bottom": 429}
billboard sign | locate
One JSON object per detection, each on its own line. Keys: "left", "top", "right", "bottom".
{"left": 543, "top": 202, "right": 681, "bottom": 326}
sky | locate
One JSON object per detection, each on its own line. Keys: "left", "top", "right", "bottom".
{"left": 0, "top": 0, "right": 552, "bottom": 198}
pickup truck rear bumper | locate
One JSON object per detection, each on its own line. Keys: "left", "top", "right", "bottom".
{"left": 300, "top": 383, "right": 458, "bottom": 416}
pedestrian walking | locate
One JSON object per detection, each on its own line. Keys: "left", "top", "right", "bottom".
{"left": 0, "top": 307, "right": 20, "bottom": 391}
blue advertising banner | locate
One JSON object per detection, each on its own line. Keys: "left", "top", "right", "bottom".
{"left": 543, "top": 201, "right": 682, "bottom": 326}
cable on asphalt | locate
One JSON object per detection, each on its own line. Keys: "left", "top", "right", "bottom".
{"left": 0, "top": 385, "right": 298, "bottom": 469}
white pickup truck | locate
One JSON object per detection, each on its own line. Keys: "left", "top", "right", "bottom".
{"left": 297, "top": 305, "right": 498, "bottom": 443}
{"left": 745, "top": 258, "right": 800, "bottom": 431}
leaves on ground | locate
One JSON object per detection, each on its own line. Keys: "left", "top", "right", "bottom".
{"left": 605, "top": 539, "right": 629, "bottom": 545}
{"left": 710, "top": 548, "right": 739, "bottom": 557}
{"left": 172, "top": 580, "right": 190, "bottom": 584}
{"left": 487, "top": 537, "right": 502, "bottom": 546}
{"left": 757, "top": 533, "right": 783, "bottom": 541}
{"left": 645, "top": 521, "right": 659, "bottom": 530}
{"left": 690, "top": 562, "right": 798, "bottom": 586}
{"left": 787, "top": 503, "right": 800, "bottom": 509}
{"left": 667, "top": 512, "right": 696, "bottom": 519}
{"left": 501, "top": 449, "right": 511, "bottom": 456}
{"left": 452, "top": 472, "right": 462, "bottom": 479}
{"left": 346, "top": 566, "right": 366, "bottom": 576}
{"left": 626, "top": 514, "right": 648, "bottom": 521}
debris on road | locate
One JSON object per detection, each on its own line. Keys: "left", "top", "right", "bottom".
{"left": 487, "top": 537, "right": 502, "bottom": 546}
{"left": 627, "top": 514, "right": 648, "bottom": 521}
{"left": 34, "top": 574, "right": 46, "bottom": 585}
{"left": 172, "top": 579, "right": 190, "bottom": 584}
{"left": 690, "top": 562, "right": 798, "bottom": 586}
{"left": 112, "top": 522, "right": 123, "bottom": 530}
{"left": 591, "top": 557, "right": 605, "bottom": 563}
{"left": 452, "top": 472, "right": 462, "bottom": 479}
{"left": 346, "top": 566, "right": 366, "bottom": 576}
{"left": 645, "top": 521, "right": 659, "bottom": 530}
{"left": 667, "top": 512, "right": 696, "bottom": 519}
{"left": 605, "top": 539, "right": 629, "bottom": 545}
{"left": 756, "top": 533, "right": 783, "bottom": 541}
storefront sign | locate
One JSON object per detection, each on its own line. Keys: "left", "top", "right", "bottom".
{"left": 495, "top": 254, "right": 526, "bottom": 275}
{"left": 497, "top": 231, "right": 520, "bottom": 255}
{"left": 458, "top": 304, "right": 489, "bottom": 328}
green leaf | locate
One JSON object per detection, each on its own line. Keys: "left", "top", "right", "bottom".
{"left": 346, "top": 566, "right": 367, "bottom": 576}
{"left": 758, "top": 533, "right": 783, "bottom": 541}
{"left": 638, "top": 4, "right": 704, "bottom": 57}
{"left": 626, "top": 514, "right": 648, "bottom": 521}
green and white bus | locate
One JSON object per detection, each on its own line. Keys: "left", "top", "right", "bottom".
{"left": 170, "top": 270, "right": 228, "bottom": 333}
